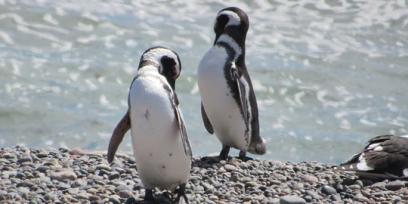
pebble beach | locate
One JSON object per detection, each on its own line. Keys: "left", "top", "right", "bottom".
{"left": 0, "top": 146, "right": 407, "bottom": 204}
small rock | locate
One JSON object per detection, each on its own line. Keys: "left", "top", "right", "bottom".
{"left": 96, "top": 164, "right": 111, "bottom": 171}
{"left": 322, "top": 185, "right": 337, "bottom": 195}
{"left": 68, "top": 188, "right": 79, "bottom": 195}
{"left": 202, "top": 183, "right": 215, "bottom": 193}
{"left": 301, "top": 174, "right": 318, "bottom": 183}
{"left": 306, "top": 190, "right": 320, "bottom": 199}
{"left": 69, "top": 148, "right": 85, "bottom": 155}
{"left": 18, "top": 156, "right": 32, "bottom": 163}
{"left": 279, "top": 195, "right": 306, "bottom": 204}
{"left": 36, "top": 166, "right": 48, "bottom": 173}
{"left": 354, "top": 193, "right": 369, "bottom": 202}
{"left": 224, "top": 164, "right": 238, "bottom": 171}
{"left": 36, "top": 150, "right": 48, "bottom": 158}
{"left": 16, "top": 181, "right": 34, "bottom": 188}
{"left": 17, "top": 187, "right": 30, "bottom": 195}
{"left": 76, "top": 192, "right": 90, "bottom": 200}
{"left": 349, "top": 184, "right": 361, "bottom": 190}
{"left": 109, "top": 195, "right": 121, "bottom": 204}
{"left": 109, "top": 172, "right": 120, "bottom": 180}
{"left": 385, "top": 180, "right": 405, "bottom": 191}
{"left": 50, "top": 169, "right": 77, "bottom": 181}
{"left": 245, "top": 181, "right": 258, "bottom": 188}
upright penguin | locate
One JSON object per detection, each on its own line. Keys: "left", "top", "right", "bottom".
{"left": 197, "top": 7, "right": 266, "bottom": 160}
{"left": 107, "top": 47, "right": 192, "bottom": 203}
{"left": 335, "top": 134, "right": 408, "bottom": 179}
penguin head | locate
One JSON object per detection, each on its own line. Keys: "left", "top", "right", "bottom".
{"left": 214, "top": 7, "right": 249, "bottom": 44}
{"left": 139, "top": 47, "right": 181, "bottom": 89}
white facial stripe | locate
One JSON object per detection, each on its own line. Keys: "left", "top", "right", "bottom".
{"left": 239, "top": 74, "right": 252, "bottom": 139}
{"left": 218, "top": 10, "right": 241, "bottom": 26}
{"left": 367, "top": 143, "right": 380, "bottom": 150}
{"left": 373, "top": 146, "right": 383, "bottom": 151}
{"left": 357, "top": 153, "right": 374, "bottom": 171}
{"left": 216, "top": 34, "right": 242, "bottom": 59}
{"left": 142, "top": 48, "right": 180, "bottom": 74}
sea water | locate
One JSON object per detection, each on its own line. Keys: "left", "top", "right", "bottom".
{"left": 0, "top": 0, "right": 407, "bottom": 163}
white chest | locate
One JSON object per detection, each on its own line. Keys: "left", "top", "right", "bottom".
{"left": 128, "top": 73, "right": 190, "bottom": 190}
{"left": 197, "top": 47, "right": 249, "bottom": 150}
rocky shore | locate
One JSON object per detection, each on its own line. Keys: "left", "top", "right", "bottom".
{"left": 0, "top": 146, "right": 407, "bottom": 204}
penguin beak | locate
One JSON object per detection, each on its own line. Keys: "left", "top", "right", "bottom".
{"left": 107, "top": 111, "right": 131, "bottom": 163}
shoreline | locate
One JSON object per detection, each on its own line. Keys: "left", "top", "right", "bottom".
{"left": 0, "top": 146, "right": 407, "bottom": 203}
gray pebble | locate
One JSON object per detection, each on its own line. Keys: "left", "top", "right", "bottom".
{"left": 301, "top": 174, "right": 318, "bottom": 183}
{"left": 279, "top": 195, "right": 306, "bottom": 204}
{"left": 50, "top": 169, "right": 77, "bottom": 181}
{"left": 109, "top": 195, "right": 121, "bottom": 204}
{"left": 385, "top": 180, "right": 405, "bottom": 191}
{"left": 224, "top": 164, "right": 238, "bottom": 171}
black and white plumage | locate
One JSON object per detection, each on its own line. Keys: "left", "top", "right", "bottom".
{"left": 335, "top": 134, "right": 408, "bottom": 179}
{"left": 107, "top": 47, "right": 191, "bottom": 203}
{"left": 197, "top": 7, "right": 266, "bottom": 160}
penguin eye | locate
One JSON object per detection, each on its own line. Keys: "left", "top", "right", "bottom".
{"left": 214, "top": 14, "right": 229, "bottom": 34}
{"left": 160, "top": 56, "right": 179, "bottom": 80}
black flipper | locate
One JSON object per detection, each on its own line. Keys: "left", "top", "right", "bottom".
{"left": 230, "top": 65, "right": 249, "bottom": 129}
{"left": 201, "top": 102, "right": 214, "bottom": 134}
{"left": 172, "top": 93, "right": 192, "bottom": 158}
{"left": 230, "top": 64, "right": 251, "bottom": 145}
{"left": 107, "top": 111, "right": 130, "bottom": 163}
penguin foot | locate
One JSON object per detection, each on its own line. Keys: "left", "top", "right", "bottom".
{"left": 238, "top": 151, "right": 253, "bottom": 161}
{"left": 144, "top": 189, "right": 154, "bottom": 202}
{"left": 174, "top": 184, "right": 189, "bottom": 204}
{"left": 219, "top": 145, "right": 230, "bottom": 160}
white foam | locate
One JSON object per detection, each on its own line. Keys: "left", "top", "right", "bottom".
{"left": 43, "top": 13, "right": 58, "bottom": 25}
{"left": 0, "top": 31, "right": 14, "bottom": 44}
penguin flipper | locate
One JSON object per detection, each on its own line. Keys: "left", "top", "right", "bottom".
{"left": 230, "top": 65, "right": 249, "bottom": 129}
{"left": 231, "top": 64, "right": 266, "bottom": 155}
{"left": 201, "top": 102, "right": 214, "bottom": 134}
{"left": 107, "top": 111, "right": 130, "bottom": 163}
{"left": 173, "top": 93, "right": 192, "bottom": 158}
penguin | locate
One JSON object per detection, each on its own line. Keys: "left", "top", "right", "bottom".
{"left": 107, "top": 47, "right": 192, "bottom": 203}
{"left": 197, "top": 7, "right": 266, "bottom": 160}
{"left": 335, "top": 134, "right": 408, "bottom": 179}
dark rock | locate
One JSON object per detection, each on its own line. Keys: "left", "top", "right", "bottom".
{"left": 306, "top": 190, "right": 321, "bottom": 199}
{"left": 322, "top": 185, "right": 337, "bottom": 195}
{"left": 109, "top": 172, "right": 120, "bottom": 180}
{"left": 36, "top": 166, "right": 48, "bottom": 173}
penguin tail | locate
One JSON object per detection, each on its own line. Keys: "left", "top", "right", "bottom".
{"left": 248, "top": 138, "right": 266, "bottom": 155}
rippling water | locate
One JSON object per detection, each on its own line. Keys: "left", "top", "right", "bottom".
{"left": 1, "top": 0, "right": 407, "bottom": 163}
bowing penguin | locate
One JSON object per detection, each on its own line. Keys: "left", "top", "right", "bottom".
{"left": 197, "top": 7, "right": 266, "bottom": 160}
